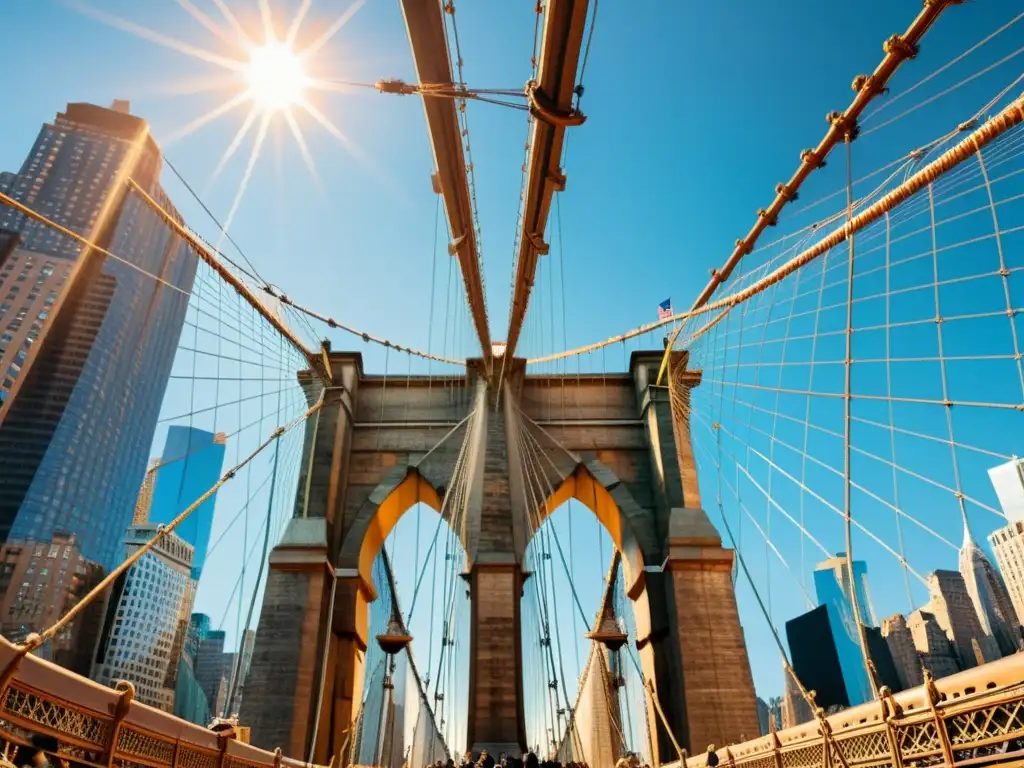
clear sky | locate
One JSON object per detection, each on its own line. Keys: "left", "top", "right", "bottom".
{"left": 3, "top": 0, "right": 1024, "bottom": 746}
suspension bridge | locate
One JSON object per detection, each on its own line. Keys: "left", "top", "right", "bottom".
{"left": 2, "top": 1, "right": 1024, "bottom": 768}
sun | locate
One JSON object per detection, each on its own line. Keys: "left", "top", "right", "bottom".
{"left": 246, "top": 41, "right": 309, "bottom": 112}
{"left": 69, "top": 0, "right": 367, "bottom": 248}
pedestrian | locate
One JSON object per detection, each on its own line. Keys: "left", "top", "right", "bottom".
{"left": 20, "top": 735, "right": 59, "bottom": 768}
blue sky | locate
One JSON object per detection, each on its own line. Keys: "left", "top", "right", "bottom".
{"left": 3, "top": 0, "right": 1012, "bottom": 365}
{"left": 3, "top": 0, "right": 1024, "bottom": 746}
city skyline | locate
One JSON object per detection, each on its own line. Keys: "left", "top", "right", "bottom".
{"left": 782, "top": 457, "right": 1024, "bottom": 726}
{"left": 0, "top": 99, "right": 292, "bottom": 727}
{"left": 0, "top": 96, "right": 308, "bottom": 677}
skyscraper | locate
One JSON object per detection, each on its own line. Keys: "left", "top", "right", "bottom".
{"left": 0, "top": 232, "right": 73, "bottom": 406}
{"left": 786, "top": 605, "right": 850, "bottom": 711}
{"left": 813, "top": 554, "right": 876, "bottom": 706}
{"left": 91, "top": 523, "right": 193, "bottom": 710}
{"left": 0, "top": 531, "right": 105, "bottom": 671}
{"left": 226, "top": 628, "right": 256, "bottom": 716}
{"left": 755, "top": 697, "right": 770, "bottom": 736}
{"left": 767, "top": 696, "right": 783, "bottom": 733}
{"left": 927, "top": 570, "right": 1001, "bottom": 669}
{"left": 990, "top": 520, "right": 1024, "bottom": 639}
{"left": 881, "top": 613, "right": 924, "bottom": 691}
{"left": 133, "top": 459, "right": 160, "bottom": 524}
{"left": 197, "top": 629, "right": 228, "bottom": 716}
{"left": 906, "top": 609, "right": 960, "bottom": 680}
{"left": 780, "top": 665, "right": 813, "bottom": 729}
{"left": 175, "top": 613, "right": 213, "bottom": 725}
{"left": 814, "top": 554, "right": 876, "bottom": 625}
{"left": 0, "top": 101, "right": 198, "bottom": 577}
{"left": 863, "top": 626, "right": 902, "bottom": 693}
{"left": 147, "top": 427, "right": 227, "bottom": 580}
{"left": 988, "top": 457, "right": 1024, "bottom": 523}
{"left": 959, "top": 522, "right": 1020, "bottom": 656}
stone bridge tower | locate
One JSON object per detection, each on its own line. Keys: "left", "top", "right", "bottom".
{"left": 240, "top": 350, "right": 759, "bottom": 764}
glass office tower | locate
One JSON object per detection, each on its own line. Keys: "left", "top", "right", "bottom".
{"left": 813, "top": 554, "right": 876, "bottom": 706}
{"left": 0, "top": 101, "right": 198, "bottom": 667}
{"left": 0, "top": 101, "right": 198, "bottom": 569}
{"left": 148, "top": 427, "right": 227, "bottom": 579}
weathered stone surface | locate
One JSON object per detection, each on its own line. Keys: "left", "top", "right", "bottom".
{"left": 668, "top": 555, "right": 761, "bottom": 751}
{"left": 241, "top": 562, "right": 330, "bottom": 757}
{"left": 244, "top": 351, "right": 757, "bottom": 761}
{"left": 468, "top": 566, "right": 526, "bottom": 753}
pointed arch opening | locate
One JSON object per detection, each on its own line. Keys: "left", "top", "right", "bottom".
{"left": 338, "top": 466, "right": 470, "bottom": 757}
{"left": 521, "top": 487, "right": 653, "bottom": 766}
{"left": 352, "top": 470, "right": 443, "bottom": 597}
{"left": 535, "top": 463, "right": 647, "bottom": 600}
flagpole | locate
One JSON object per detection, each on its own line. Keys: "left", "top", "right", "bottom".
{"left": 659, "top": 298, "right": 676, "bottom": 349}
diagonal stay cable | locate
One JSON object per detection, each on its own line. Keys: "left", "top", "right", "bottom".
{"left": 25, "top": 391, "right": 324, "bottom": 650}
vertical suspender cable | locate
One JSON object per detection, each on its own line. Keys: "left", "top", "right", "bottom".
{"left": 842, "top": 135, "right": 878, "bottom": 700}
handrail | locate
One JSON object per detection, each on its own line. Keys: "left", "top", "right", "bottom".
{"left": 0, "top": 635, "right": 329, "bottom": 768}
{"left": 1, "top": 637, "right": 1023, "bottom": 768}
{"left": 672, "top": 653, "right": 1024, "bottom": 768}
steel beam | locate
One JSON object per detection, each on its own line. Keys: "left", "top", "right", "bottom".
{"left": 503, "top": 0, "right": 589, "bottom": 360}
{"left": 399, "top": 0, "right": 492, "bottom": 361}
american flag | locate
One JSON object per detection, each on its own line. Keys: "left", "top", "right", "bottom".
{"left": 657, "top": 298, "right": 673, "bottom": 321}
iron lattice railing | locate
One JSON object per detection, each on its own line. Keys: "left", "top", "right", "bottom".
{"left": 0, "top": 636, "right": 325, "bottom": 768}
{"left": 1, "top": 630, "right": 1024, "bottom": 768}
{"left": 664, "top": 653, "right": 1024, "bottom": 768}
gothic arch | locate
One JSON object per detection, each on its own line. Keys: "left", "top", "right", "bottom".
{"left": 336, "top": 465, "right": 450, "bottom": 600}
{"left": 532, "top": 460, "right": 650, "bottom": 604}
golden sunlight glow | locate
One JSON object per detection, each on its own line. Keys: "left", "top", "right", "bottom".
{"left": 246, "top": 41, "right": 309, "bottom": 112}
{"left": 69, "top": 0, "right": 367, "bottom": 246}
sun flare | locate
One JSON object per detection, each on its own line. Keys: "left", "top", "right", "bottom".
{"left": 70, "top": 0, "right": 367, "bottom": 247}
{"left": 246, "top": 41, "right": 309, "bottom": 112}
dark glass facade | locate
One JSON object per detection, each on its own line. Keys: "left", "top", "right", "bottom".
{"left": 148, "top": 426, "right": 227, "bottom": 579}
{"left": 174, "top": 612, "right": 213, "bottom": 725}
{"left": 786, "top": 604, "right": 849, "bottom": 711}
{"left": 813, "top": 555, "right": 875, "bottom": 706}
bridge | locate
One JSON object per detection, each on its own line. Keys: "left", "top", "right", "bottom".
{"left": 2, "top": 1, "right": 1024, "bottom": 768}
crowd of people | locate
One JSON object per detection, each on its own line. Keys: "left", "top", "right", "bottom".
{"left": 437, "top": 751, "right": 593, "bottom": 768}
{"left": 419, "top": 749, "right": 654, "bottom": 768}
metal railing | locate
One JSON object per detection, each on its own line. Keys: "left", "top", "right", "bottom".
{"left": 673, "top": 654, "right": 1024, "bottom": 768}
{"left": 0, "top": 636, "right": 325, "bottom": 768}
{"left": 1, "top": 622, "right": 1023, "bottom": 768}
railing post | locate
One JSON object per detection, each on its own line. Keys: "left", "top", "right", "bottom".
{"left": 818, "top": 710, "right": 831, "bottom": 768}
{"left": 0, "top": 653, "right": 26, "bottom": 699}
{"left": 923, "top": 672, "right": 954, "bottom": 768}
{"left": 105, "top": 681, "right": 135, "bottom": 768}
{"left": 217, "top": 731, "right": 231, "bottom": 768}
{"left": 0, "top": 635, "right": 44, "bottom": 700}
{"left": 770, "top": 721, "right": 782, "bottom": 768}
{"left": 816, "top": 709, "right": 850, "bottom": 768}
{"left": 879, "top": 687, "right": 904, "bottom": 768}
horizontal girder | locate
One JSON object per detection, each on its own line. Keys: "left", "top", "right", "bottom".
{"left": 504, "top": 0, "right": 590, "bottom": 360}
{"left": 399, "top": 0, "right": 492, "bottom": 362}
